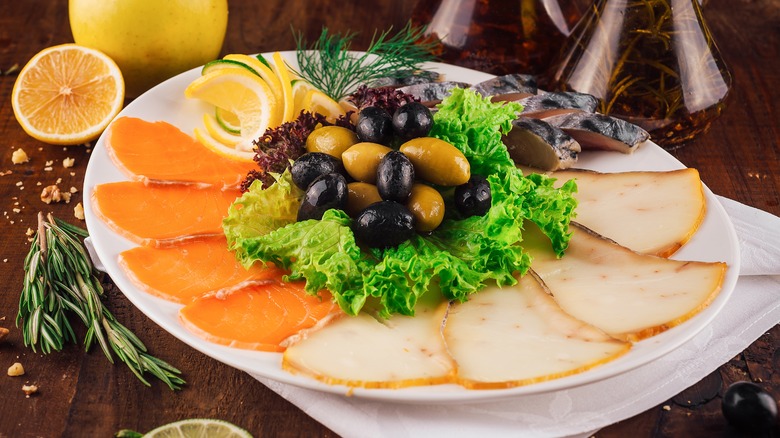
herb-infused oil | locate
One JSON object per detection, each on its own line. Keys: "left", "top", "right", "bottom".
{"left": 547, "top": 0, "right": 732, "bottom": 148}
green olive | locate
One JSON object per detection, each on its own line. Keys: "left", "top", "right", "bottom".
{"left": 306, "top": 126, "right": 359, "bottom": 158}
{"left": 399, "top": 137, "right": 470, "bottom": 186}
{"left": 346, "top": 182, "right": 382, "bottom": 217}
{"left": 406, "top": 184, "right": 445, "bottom": 232}
{"left": 341, "top": 142, "right": 393, "bottom": 183}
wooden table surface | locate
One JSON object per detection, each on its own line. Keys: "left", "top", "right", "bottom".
{"left": 1, "top": 0, "right": 778, "bottom": 436}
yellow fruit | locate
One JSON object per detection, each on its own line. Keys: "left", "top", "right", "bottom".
{"left": 291, "top": 79, "right": 317, "bottom": 115}
{"left": 185, "top": 68, "right": 281, "bottom": 144}
{"left": 222, "top": 54, "right": 284, "bottom": 105}
{"left": 69, "top": 0, "right": 228, "bottom": 97}
{"left": 270, "top": 52, "right": 295, "bottom": 123}
{"left": 202, "top": 113, "right": 242, "bottom": 146}
{"left": 194, "top": 127, "right": 255, "bottom": 163}
{"left": 11, "top": 44, "right": 125, "bottom": 145}
{"left": 301, "top": 89, "right": 347, "bottom": 122}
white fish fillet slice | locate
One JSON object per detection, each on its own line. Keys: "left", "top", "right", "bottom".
{"left": 282, "top": 299, "right": 455, "bottom": 388}
{"left": 550, "top": 168, "right": 706, "bottom": 257}
{"left": 445, "top": 276, "right": 629, "bottom": 389}
{"left": 525, "top": 223, "right": 727, "bottom": 341}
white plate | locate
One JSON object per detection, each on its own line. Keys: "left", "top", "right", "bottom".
{"left": 84, "top": 51, "right": 739, "bottom": 404}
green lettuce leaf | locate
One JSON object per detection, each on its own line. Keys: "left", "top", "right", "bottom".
{"left": 429, "top": 87, "right": 522, "bottom": 176}
{"left": 222, "top": 168, "right": 303, "bottom": 252}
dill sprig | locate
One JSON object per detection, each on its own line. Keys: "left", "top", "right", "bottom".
{"left": 294, "top": 22, "right": 437, "bottom": 101}
{"left": 17, "top": 212, "right": 185, "bottom": 390}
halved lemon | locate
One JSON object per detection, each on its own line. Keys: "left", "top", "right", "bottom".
{"left": 300, "top": 89, "right": 347, "bottom": 122}
{"left": 194, "top": 127, "right": 255, "bottom": 162}
{"left": 142, "top": 418, "right": 253, "bottom": 438}
{"left": 11, "top": 44, "right": 125, "bottom": 145}
{"left": 185, "top": 68, "right": 280, "bottom": 144}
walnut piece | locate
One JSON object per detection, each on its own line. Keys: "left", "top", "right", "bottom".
{"left": 74, "top": 202, "right": 85, "bottom": 220}
{"left": 62, "top": 157, "right": 75, "bottom": 168}
{"left": 0, "top": 327, "right": 9, "bottom": 342}
{"left": 8, "top": 362, "right": 24, "bottom": 377}
{"left": 40, "top": 185, "right": 72, "bottom": 204}
{"left": 22, "top": 384, "right": 38, "bottom": 397}
{"left": 12, "top": 148, "right": 29, "bottom": 164}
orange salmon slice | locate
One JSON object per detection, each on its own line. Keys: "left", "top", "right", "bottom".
{"left": 92, "top": 181, "right": 240, "bottom": 247}
{"left": 119, "top": 236, "right": 285, "bottom": 304}
{"left": 179, "top": 282, "right": 342, "bottom": 352}
{"left": 105, "top": 117, "right": 256, "bottom": 189}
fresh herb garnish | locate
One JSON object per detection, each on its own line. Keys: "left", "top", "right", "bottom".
{"left": 17, "top": 213, "right": 185, "bottom": 390}
{"left": 294, "top": 23, "right": 437, "bottom": 102}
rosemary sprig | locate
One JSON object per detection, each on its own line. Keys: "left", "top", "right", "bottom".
{"left": 17, "top": 213, "right": 185, "bottom": 390}
{"left": 294, "top": 22, "right": 437, "bottom": 101}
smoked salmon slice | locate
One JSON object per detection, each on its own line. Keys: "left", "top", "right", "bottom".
{"left": 179, "top": 282, "right": 342, "bottom": 352}
{"left": 105, "top": 117, "right": 256, "bottom": 189}
{"left": 92, "top": 181, "right": 240, "bottom": 247}
{"left": 119, "top": 236, "right": 285, "bottom": 303}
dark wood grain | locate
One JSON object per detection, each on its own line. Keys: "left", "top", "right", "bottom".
{"left": 0, "top": 0, "right": 778, "bottom": 437}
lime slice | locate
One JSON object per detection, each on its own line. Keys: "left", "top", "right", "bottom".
{"left": 203, "top": 112, "right": 243, "bottom": 146}
{"left": 143, "top": 418, "right": 253, "bottom": 438}
{"left": 215, "top": 107, "right": 241, "bottom": 135}
{"left": 201, "top": 59, "right": 260, "bottom": 77}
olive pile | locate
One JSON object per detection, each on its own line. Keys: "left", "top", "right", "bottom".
{"left": 291, "top": 103, "right": 492, "bottom": 248}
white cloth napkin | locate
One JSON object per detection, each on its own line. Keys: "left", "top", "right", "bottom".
{"left": 251, "top": 196, "right": 780, "bottom": 438}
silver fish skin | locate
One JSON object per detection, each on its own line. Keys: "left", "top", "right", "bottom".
{"left": 397, "top": 81, "right": 470, "bottom": 104}
{"left": 514, "top": 92, "right": 599, "bottom": 118}
{"left": 372, "top": 70, "right": 442, "bottom": 88}
{"left": 544, "top": 112, "right": 650, "bottom": 154}
{"left": 470, "top": 74, "right": 538, "bottom": 97}
{"left": 503, "top": 118, "right": 581, "bottom": 171}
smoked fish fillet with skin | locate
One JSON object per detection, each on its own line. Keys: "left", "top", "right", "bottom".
{"left": 105, "top": 117, "right": 256, "bottom": 189}
{"left": 91, "top": 181, "right": 240, "bottom": 247}
{"left": 179, "top": 282, "right": 342, "bottom": 352}
{"left": 119, "top": 236, "right": 285, "bottom": 303}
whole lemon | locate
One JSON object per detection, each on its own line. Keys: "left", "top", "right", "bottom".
{"left": 69, "top": 0, "right": 228, "bottom": 97}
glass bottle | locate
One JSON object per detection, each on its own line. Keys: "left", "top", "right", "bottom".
{"left": 411, "top": 0, "right": 587, "bottom": 77}
{"left": 546, "top": 0, "right": 732, "bottom": 148}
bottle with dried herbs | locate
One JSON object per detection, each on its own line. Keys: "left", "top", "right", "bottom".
{"left": 546, "top": 0, "right": 732, "bottom": 148}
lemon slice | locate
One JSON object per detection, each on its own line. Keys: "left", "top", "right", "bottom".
{"left": 291, "top": 79, "right": 317, "bottom": 114}
{"left": 142, "top": 418, "right": 253, "bottom": 438}
{"left": 300, "top": 89, "right": 347, "bottom": 122}
{"left": 203, "top": 113, "right": 243, "bottom": 146}
{"left": 270, "top": 52, "right": 295, "bottom": 123}
{"left": 194, "top": 127, "right": 255, "bottom": 162}
{"left": 11, "top": 44, "right": 125, "bottom": 145}
{"left": 185, "top": 68, "right": 281, "bottom": 143}
{"left": 223, "top": 54, "right": 283, "bottom": 105}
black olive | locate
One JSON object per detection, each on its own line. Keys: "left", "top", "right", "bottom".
{"left": 454, "top": 175, "right": 492, "bottom": 218}
{"left": 353, "top": 201, "right": 415, "bottom": 248}
{"left": 376, "top": 151, "right": 415, "bottom": 203}
{"left": 392, "top": 102, "right": 433, "bottom": 140}
{"left": 356, "top": 106, "right": 393, "bottom": 145}
{"left": 297, "top": 173, "right": 348, "bottom": 221}
{"left": 722, "top": 381, "right": 778, "bottom": 433}
{"left": 291, "top": 152, "right": 345, "bottom": 191}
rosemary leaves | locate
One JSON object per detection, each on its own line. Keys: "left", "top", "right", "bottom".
{"left": 17, "top": 212, "right": 185, "bottom": 390}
